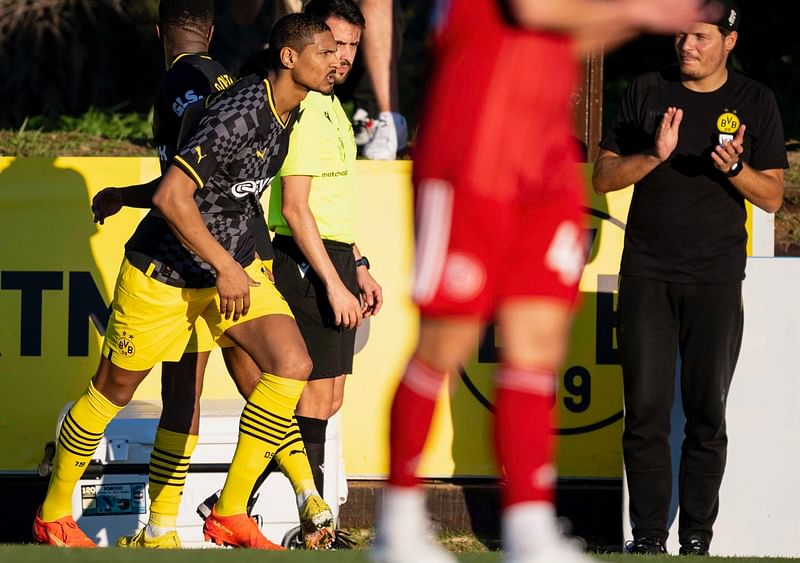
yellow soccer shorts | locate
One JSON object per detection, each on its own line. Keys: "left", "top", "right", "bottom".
{"left": 103, "top": 258, "right": 291, "bottom": 371}
{"left": 184, "top": 259, "right": 274, "bottom": 354}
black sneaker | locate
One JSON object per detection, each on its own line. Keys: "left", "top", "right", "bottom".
{"left": 626, "top": 536, "right": 667, "bottom": 554}
{"left": 680, "top": 537, "right": 710, "bottom": 556}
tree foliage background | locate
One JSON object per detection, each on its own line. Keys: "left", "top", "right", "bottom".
{"left": 0, "top": 0, "right": 798, "bottom": 140}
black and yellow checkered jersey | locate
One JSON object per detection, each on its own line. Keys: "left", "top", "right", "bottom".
{"left": 125, "top": 76, "right": 298, "bottom": 288}
{"left": 152, "top": 52, "right": 233, "bottom": 174}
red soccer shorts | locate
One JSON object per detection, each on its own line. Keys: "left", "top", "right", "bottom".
{"left": 412, "top": 175, "right": 587, "bottom": 320}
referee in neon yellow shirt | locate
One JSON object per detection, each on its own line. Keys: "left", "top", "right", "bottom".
{"left": 267, "top": 0, "right": 382, "bottom": 499}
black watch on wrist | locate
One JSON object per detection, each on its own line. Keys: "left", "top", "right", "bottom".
{"left": 355, "top": 256, "right": 370, "bottom": 270}
{"left": 726, "top": 161, "right": 743, "bottom": 178}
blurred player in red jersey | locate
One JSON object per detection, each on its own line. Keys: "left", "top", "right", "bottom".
{"left": 371, "top": 1, "right": 719, "bottom": 562}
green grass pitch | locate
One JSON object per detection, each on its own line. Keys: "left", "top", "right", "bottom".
{"left": 0, "top": 546, "right": 797, "bottom": 562}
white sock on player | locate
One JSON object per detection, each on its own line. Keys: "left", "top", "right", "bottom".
{"left": 503, "top": 502, "right": 602, "bottom": 563}
{"left": 370, "top": 486, "right": 457, "bottom": 563}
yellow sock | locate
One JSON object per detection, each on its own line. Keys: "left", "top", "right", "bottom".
{"left": 216, "top": 374, "right": 306, "bottom": 516}
{"left": 275, "top": 417, "right": 318, "bottom": 504}
{"left": 147, "top": 427, "right": 198, "bottom": 530}
{"left": 41, "top": 381, "right": 122, "bottom": 521}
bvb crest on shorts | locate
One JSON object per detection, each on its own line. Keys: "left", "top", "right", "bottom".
{"left": 716, "top": 110, "right": 740, "bottom": 146}
{"left": 117, "top": 330, "right": 136, "bottom": 358}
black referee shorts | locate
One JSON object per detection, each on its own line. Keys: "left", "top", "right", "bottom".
{"left": 272, "top": 234, "right": 359, "bottom": 380}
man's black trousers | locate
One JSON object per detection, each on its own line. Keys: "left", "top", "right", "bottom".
{"left": 617, "top": 275, "right": 743, "bottom": 546}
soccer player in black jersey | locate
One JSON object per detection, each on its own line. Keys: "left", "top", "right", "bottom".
{"left": 33, "top": 13, "right": 338, "bottom": 550}
{"left": 594, "top": 0, "right": 787, "bottom": 555}
{"left": 92, "top": 2, "right": 232, "bottom": 219}
{"left": 91, "top": 1, "right": 335, "bottom": 550}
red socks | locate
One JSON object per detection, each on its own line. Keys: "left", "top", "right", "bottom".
{"left": 388, "top": 357, "right": 448, "bottom": 487}
{"left": 388, "top": 358, "right": 557, "bottom": 509}
{"left": 493, "top": 365, "right": 557, "bottom": 507}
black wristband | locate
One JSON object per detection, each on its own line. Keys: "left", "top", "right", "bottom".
{"left": 726, "top": 161, "right": 743, "bottom": 178}
{"left": 355, "top": 256, "right": 370, "bottom": 270}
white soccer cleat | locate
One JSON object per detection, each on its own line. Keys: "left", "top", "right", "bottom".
{"left": 362, "top": 112, "right": 407, "bottom": 160}
{"left": 370, "top": 486, "right": 457, "bottom": 563}
{"left": 503, "top": 502, "right": 604, "bottom": 563}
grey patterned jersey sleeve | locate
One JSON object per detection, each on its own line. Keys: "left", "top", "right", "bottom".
{"left": 173, "top": 85, "right": 261, "bottom": 188}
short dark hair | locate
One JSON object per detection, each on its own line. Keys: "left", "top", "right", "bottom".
{"left": 268, "top": 13, "right": 330, "bottom": 68}
{"left": 304, "top": 0, "right": 366, "bottom": 29}
{"left": 158, "top": 0, "right": 214, "bottom": 32}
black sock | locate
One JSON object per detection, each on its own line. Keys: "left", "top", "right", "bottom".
{"left": 296, "top": 415, "right": 328, "bottom": 494}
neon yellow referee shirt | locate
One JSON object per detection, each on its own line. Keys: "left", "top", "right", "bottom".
{"left": 268, "top": 91, "right": 357, "bottom": 244}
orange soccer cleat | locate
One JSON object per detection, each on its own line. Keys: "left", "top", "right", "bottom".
{"left": 32, "top": 509, "right": 97, "bottom": 548}
{"left": 202, "top": 505, "right": 285, "bottom": 550}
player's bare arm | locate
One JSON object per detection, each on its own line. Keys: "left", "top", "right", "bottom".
{"left": 593, "top": 107, "right": 683, "bottom": 194}
{"left": 508, "top": 0, "right": 714, "bottom": 54}
{"left": 353, "top": 244, "right": 382, "bottom": 318}
{"left": 711, "top": 125, "right": 785, "bottom": 212}
{"left": 280, "top": 174, "right": 362, "bottom": 329}
{"left": 152, "top": 164, "right": 258, "bottom": 321}
{"left": 92, "top": 177, "right": 162, "bottom": 224}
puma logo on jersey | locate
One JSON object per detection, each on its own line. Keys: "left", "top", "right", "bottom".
{"left": 256, "top": 147, "right": 268, "bottom": 159}
{"left": 194, "top": 146, "right": 207, "bottom": 163}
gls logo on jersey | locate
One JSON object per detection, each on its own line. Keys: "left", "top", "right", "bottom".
{"left": 231, "top": 177, "right": 273, "bottom": 198}
{"left": 173, "top": 90, "right": 203, "bottom": 117}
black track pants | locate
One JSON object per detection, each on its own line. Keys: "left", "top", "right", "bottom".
{"left": 617, "top": 275, "right": 743, "bottom": 545}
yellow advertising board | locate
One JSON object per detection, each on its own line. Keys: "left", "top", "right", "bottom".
{"left": 0, "top": 158, "right": 756, "bottom": 481}
{"left": 0, "top": 157, "right": 239, "bottom": 472}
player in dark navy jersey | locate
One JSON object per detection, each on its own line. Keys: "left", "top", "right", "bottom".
{"left": 92, "top": 2, "right": 233, "bottom": 220}
{"left": 152, "top": 52, "right": 234, "bottom": 170}
{"left": 34, "top": 12, "right": 339, "bottom": 550}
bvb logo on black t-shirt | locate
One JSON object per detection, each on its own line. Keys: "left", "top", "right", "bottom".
{"left": 716, "top": 110, "right": 740, "bottom": 146}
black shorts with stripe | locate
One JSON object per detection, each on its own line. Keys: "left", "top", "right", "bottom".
{"left": 272, "top": 235, "right": 358, "bottom": 380}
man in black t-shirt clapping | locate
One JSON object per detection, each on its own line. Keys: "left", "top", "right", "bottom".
{"left": 593, "top": 0, "right": 787, "bottom": 556}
